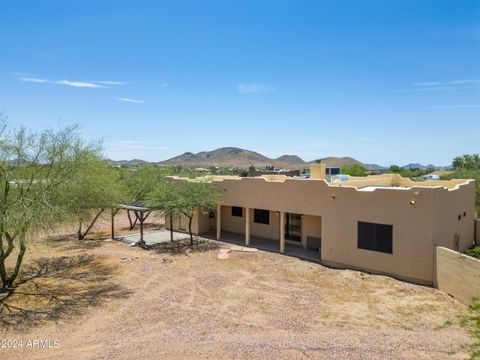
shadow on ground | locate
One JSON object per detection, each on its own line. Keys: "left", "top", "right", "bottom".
{"left": 44, "top": 233, "right": 109, "bottom": 251}
{"left": 149, "top": 238, "right": 219, "bottom": 256}
{"left": 0, "top": 254, "right": 131, "bottom": 331}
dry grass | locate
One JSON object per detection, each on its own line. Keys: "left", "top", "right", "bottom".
{"left": 0, "top": 215, "right": 472, "bottom": 359}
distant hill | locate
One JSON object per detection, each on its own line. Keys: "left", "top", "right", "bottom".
{"left": 109, "top": 159, "right": 149, "bottom": 166}
{"left": 275, "top": 155, "right": 306, "bottom": 165}
{"left": 310, "top": 156, "right": 363, "bottom": 168}
{"left": 109, "top": 148, "right": 445, "bottom": 172}
{"left": 365, "top": 163, "right": 388, "bottom": 171}
{"left": 402, "top": 163, "right": 442, "bottom": 170}
{"left": 161, "top": 147, "right": 307, "bottom": 169}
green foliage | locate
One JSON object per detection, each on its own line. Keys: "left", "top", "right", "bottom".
{"left": 120, "top": 164, "right": 168, "bottom": 202}
{"left": 147, "top": 179, "right": 219, "bottom": 244}
{"left": 386, "top": 165, "right": 434, "bottom": 179}
{"left": 441, "top": 297, "right": 480, "bottom": 359}
{"left": 341, "top": 164, "right": 368, "bottom": 177}
{"left": 453, "top": 155, "right": 480, "bottom": 171}
{"left": 0, "top": 117, "right": 101, "bottom": 292}
{"left": 388, "top": 165, "right": 403, "bottom": 173}
{"left": 64, "top": 158, "right": 127, "bottom": 239}
{"left": 461, "top": 297, "right": 480, "bottom": 359}
{"left": 448, "top": 154, "right": 480, "bottom": 212}
{"left": 177, "top": 181, "right": 219, "bottom": 217}
{"left": 465, "top": 246, "right": 480, "bottom": 260}
{"left": 147, "top": 180, "right": 182, "bottom": 217}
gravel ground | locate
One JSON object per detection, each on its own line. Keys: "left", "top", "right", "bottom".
{"left": 0, "top": 217, "right": 471, "bottom": 359}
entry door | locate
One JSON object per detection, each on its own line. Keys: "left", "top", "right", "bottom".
{"left": 286, "top": 213, "right": 302, "bottom": 242}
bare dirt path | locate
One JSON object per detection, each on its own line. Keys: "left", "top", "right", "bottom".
{"left": 0, "top": 217, "right": 471, "bottom": 359}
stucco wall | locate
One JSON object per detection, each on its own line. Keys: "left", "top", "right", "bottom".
{"left": 434, "top": 246, "right": 480, "bottom": 305}
{"left": 302, "top": 215, "right": 322, "bottom": 249}
{"left": 434, "top": 183, "right": 476, "bottom": 252}
{"left": 166, "top": 209, "right": 211, "bottom": 235}
{"left": 221, "top": 205, "right": 245, "bottom": 234}
{"left": 214, "top": 177, "right": 476, "bottom": 284}
{"left": 221, "top": 205, "right": 280, "bottom": 240}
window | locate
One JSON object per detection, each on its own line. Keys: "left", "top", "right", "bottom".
{"left": 357, "top": 221, "right": 392, "bottom": 254}
{"left": 254, "top": 209, "right": 269, "bottom": 225}
{"left": 231, "top": 206, "right": 243, "bottom": 217}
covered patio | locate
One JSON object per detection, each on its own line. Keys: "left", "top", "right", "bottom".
{"left": 210, "top": 231, "right": 321, "bottom": 262}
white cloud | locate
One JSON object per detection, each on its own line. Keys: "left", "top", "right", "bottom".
{"left": 449, "top": 79, "right": 480, "bottom": 85}
{"left": 117, "top": 97, "right": 145, "bottom": 103}
{"left": 238, "top": 83, "right": 276, "bottom": 94}
{"left": 95, "top": 80, "right": 128, "bottom": 85}
{"left": 55, "top": 79, "right": 104, "bottom": 88}
{"left": 395, "top": 86, "right": 448, "bottom": 93}
{"left": 397, "top": 79, "right": 480, "bottom": 93}
{"left": 16, "top": 74, "right": 126, "bottom": 88}
{"left": 19, "top": 76, "right": 49, "bottom": 83}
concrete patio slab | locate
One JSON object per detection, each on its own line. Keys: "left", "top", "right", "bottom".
{"left": 116, "top": 229, "right": 189, "bottom": 246}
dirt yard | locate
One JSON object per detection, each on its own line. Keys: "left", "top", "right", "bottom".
{"left": 0, "top": 212, "right": 472, "bottom": 359}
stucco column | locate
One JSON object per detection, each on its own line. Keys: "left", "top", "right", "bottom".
{"left": 216, "top": 205, "right": 221, "bottom": 240}
{"left": 280, "top": 211, "right": 285, "bottom": 254}
{"left": 301, "top": 215, "right": 307, "bottom": 249}
{"left": 245, "top": 207, "right": 251, "bottom": 246}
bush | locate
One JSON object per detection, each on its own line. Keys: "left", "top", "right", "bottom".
{"left": 465, "top": 246, "right": 480, "bottom": 260}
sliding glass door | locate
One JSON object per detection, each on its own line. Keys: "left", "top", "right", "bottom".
{"left": 285, "top": 213, "right": 302, "bottom": 242}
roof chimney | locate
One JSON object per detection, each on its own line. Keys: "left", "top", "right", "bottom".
{"left": 310, "top": 162, "right": 326, "bottom": 180}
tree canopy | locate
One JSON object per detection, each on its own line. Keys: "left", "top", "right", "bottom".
{"left": 341, "top": 164, "right": 368, "bottom": 177}
{"left": 0, "top": 120, "right": 101, "bottom": 294}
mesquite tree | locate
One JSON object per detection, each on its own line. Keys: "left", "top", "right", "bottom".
{"left": 177, "top": 180, "right": 219, "bottom": 245}
{"left": 0, "top": 119, "right": 100, "bottom": 296}
{"left": 68, "top": 159, "right": 126, "bottom": 240}
{"left": 147, "top": 179, "right": 183, "bottom": 242}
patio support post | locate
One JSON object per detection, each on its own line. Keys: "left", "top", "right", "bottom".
{"left": 216, "top": 205, "right": 221, "bottom": 240}
{"left": 245, "top": 207, "right": 250, "bottom": 246}
{"left": 280, "top": 211, "right": 285, "bottom": 254}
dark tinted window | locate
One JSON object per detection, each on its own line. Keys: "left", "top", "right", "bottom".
{"left": 231, "top": 206, "right": 243, "bottom": 217}
{"left": 358, "top": 222, "right": 392, "bottom": 254}
{"left": 254, "top": 209, "right": 269, "bottom": 224}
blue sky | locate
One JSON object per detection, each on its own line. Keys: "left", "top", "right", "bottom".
{"left": 0, "top": 0, "right": 479, "bottom": 166}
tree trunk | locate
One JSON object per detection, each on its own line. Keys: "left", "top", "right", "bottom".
{"left": 0, "top": 254, "right": 7, "bottom": 291}
{"left": 5, "top": 235, "right": 26, "bottom": 288}
{"left": 187, "top": 215, "right": 193, "bottom": 245}
{"left": 170, "top": 215, "right": 173, "bottom": 242}
{"left": 127, "top": 210, "right": 138, "bottom": 230}
{"left": 77, "top": 221, "right": 83, "bottom": 240}
{"left": 81, "top": 209, "right": 104, "bottom": 240}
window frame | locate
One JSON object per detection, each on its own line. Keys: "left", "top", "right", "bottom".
{"left": 231, "top": 206, "right": 243, "bottom": 217}
{"left": 357, "top": 221, "right": 393, "bottom": 254}
{"left": 254, "top": 209, "right": 270, "bottom": 225}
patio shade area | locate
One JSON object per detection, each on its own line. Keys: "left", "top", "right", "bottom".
{"left": 211, "top": 231, "right": 321, "bottom": 262}
{"left": 117, "top": 229, "right": 189, "bottom": 246}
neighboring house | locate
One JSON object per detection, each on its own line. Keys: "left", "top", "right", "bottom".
{"left": 246, "top": 165, "right": 300, "bottom": 177}
{"left": 167, "top": 163, "right": 476, "bottom": 286}
{"left": 422, "top": 174, "right": 441, "bottom": 180}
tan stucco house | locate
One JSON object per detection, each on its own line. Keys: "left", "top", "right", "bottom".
{"left": 167, "top": 163, "right": 477, "bottom": 286}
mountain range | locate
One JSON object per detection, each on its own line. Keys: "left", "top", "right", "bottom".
{"left": 109, "top": 147, "right": 447, "bottom": 170}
